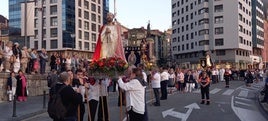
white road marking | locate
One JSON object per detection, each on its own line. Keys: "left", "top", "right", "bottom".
{"left": 222, "top": 89, "right": 235, "bottom": 95}
{"left": 234, "top": 101, "right": 252, "bottom": 107}
{"left": 210, "top": 88, "right": 221, "bottom": 94}
{"left": 238, "top": 90, "right": 248, "bottom": 97}
{"left": 235, "top": 96, "right": 252, "bottom": 102}
{"left": 231, "top": 96, "right": 267, "bottom": 121}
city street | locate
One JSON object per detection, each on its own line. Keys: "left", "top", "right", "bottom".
{"left": 21, "top": 80, "right": 268, "bottom": 121}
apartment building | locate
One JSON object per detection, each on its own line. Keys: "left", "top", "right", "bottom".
{"left": 171, "top": 0, "right": 257, "bottom": 69}
{"left": 9, "top": 0, "right": 108, "bottom": 57}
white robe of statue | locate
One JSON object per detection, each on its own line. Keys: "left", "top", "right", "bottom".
{"left": 101, "top": 25, "right": 118, "bottom": 58}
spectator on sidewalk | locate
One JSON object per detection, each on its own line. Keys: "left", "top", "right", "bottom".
{"left": 160, "top": 66, "right": 169, "bottom": 100}
{"left": 50, "top": 52, "right": 57, "bottom": 71}
{"left": 224, "top": 68, "right": 232, "bottom": 88}
{"left": 39, "top": 48, "right": 48, "bottom": 74}
{"left": 16, "top": 70, "right": 27, "bottom": 102}
{"left": 185, "top": 70, "right": 195, "bottom": 93}
{"left": 3, "top": 41, "right": 13, "bottom": 72}
{"left": 12, "top": 42, "right": 21, "bottom": 73}
{"left": 21, "top": 46, "right": 30, "bottom": 73}
{"left": 7, "top": 71, "right": 17, "bottom": 101}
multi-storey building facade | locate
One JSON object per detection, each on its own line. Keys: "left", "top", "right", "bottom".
{"left": 9, "top": 0, "right": 108, "bottom": 58}
{"left": 251, "top": 0, "right": 264, "bottom": 68}
{"left": 171, "top": 0, "right": 255, "bottom": 69}
{"left": 263, "top": 20, "right": 268, "bottom": 67}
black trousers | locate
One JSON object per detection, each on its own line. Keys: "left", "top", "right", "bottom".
{"left": 201, "top": 85, "right": 210, "bottom": 100}
{"left": 98, "top": 96, "right": 109, "bottom": 121}
{"left": 153, "top": 88, "right": 160, "bottom": 105}
{"left": 78, "top": 103, "right": 85, "bottom": 121}
{"left": 160, "top": 80, "right": 168, "bottom": 99}
{"left": 225, "top": 78, "right": 230, "bottom": 87}
{"left": 128, "top": 109, "right": 145, "bottom": 121}
{"left": 89, "top": 100, "right": 98, "bottom": 121}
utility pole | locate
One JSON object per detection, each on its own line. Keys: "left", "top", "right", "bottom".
{"left": 24, "top": 0, "right": 28, "bottom": 47}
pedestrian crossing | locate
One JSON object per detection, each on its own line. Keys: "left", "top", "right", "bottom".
{"left": 192, "top": 82, "right": 262, "bottom": 96}
{"left": 192, "top": 88, "right": 235, "bottom": 96}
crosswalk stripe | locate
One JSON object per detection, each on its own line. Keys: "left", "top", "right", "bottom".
{"left": 222, "top": 89, "right": 235, "bottom": 95}
{"left": 234, "top": 101, "right": 252, "bottom": 107}
{"left": 235, "top": 96, "right": 252, "bottom": 102}
{"left": 210, "top": 88, "right": 221, "bottom": 94}
{"left": 238, "top": 90, "right": 248, "bottom": 97}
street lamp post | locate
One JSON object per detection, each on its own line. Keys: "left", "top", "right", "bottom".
{"left": 70, "top": 33, "right": 75, "bottom": 54}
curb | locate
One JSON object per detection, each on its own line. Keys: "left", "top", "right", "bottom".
{"left": 6, "top": 109, "right": 46, "bottom": 121}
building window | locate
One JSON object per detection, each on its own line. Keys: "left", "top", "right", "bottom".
{"left": 215, "top": 38, "right": 224, "bottom": 46}
{"left": 84, "top": 21, "right": 89, "bottom": 30}
{"left": 91, "top": 23, "right": 96, "bottom": 32}
{"left": 198, "top": 18, "right": 209, "bottom": 25}
{"left": 79, "top": 41, "right": 82, "bottom": 49}
{"left": 216, "top": 50, "right": 225, "bottom": 56}
{"left": 43, "top": 18, "right": 46, "bottom": 27}
{"left": 214, "top": 5, "right": 223, "bottom": 12}
{"left": 198, "top": 8, "right": 209, "bottom": 14}
{"left": 239, "top": 14, "right": 242, "bottom": 21}
{"left": 42, "top": 40, "right": 46, "bottom": 49}
{"left": 91, "top": 13, "right": 96, "bottom": 22}
{"left": 78, "top": 9, "right": 81, "bottom": 17}
{"left": 199, "top": 40, "right": 209, "bottom": 46}
{"left": 98, "top": 15, "right": 101, "bottom": 23}
{"left": 239, "top": 36, "right": 243, "bottom": 43}
{"left": 43, "top": 29, "right": 46, "bottom": 38}
{"left": 50, "top": 28, "right": 57, "bottom": 37}
{"left": 50, "top": 5, "right": 57, "bottom": 15}
{"left": 84, "top": 0, "right": 89, "bottom": 9}
{"left": 78, "top": 30, "right": 82, "bottom": 39}
{"left": 78, "top": 19, "right": 82, "bottom": 28}
{"left": 34, "top": 30, "right": 38, "bottom": 39}
{"left": 215, "top": 27, "right": 223, "bottom": 34}
{"left": 84, "top": 11, "right": 89, "bottom": 20}
{"left": 84, "top": 32, "right": 89, "bottom": 40}
{"left": 34, "top": 19, "right": 38, "bottom": 28}
{"left": 199, "top": 29, "right": 209, "bottom": 35}
{"left": 92, "top": 33, "right": 96, "bottom": 41}
{"left": 50, "top": 39, "right": 57, "bottom": 49}
{"left": 191, "top": 42, "right": 194, "bottom": 49}
{"left": 84, "top": 42, "right": 89, "bottom": 50}
{"left": 92, "top": 43, "right": 96, "bottom": 51}
{"left": 91, "top": 3, "right": 96, "bottom": 12}
{"left": 34, "top": 41, "right": 38, "bottom": 49}
{"left": 78, "top": 0, "right": 81, "bottom": 7}
{"left": 215, "top": 16, "right": 223, "bottom": 23}
{"left": 98, "top": 6, "right": 101, "bottom": 14}
{"left": 50, "top": 0, "right": 57, "bottom": 4}
{"left": 50, "top": 17, "right": 57, "bottom": 26}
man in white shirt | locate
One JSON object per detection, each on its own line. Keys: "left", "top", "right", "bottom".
{"left": 151, "top": 67, "right": 161, "bottom": 106}
{"left": 160, "top": 67, "right": 169, "bottom": 100}
{"left": 118, "top": 68, "right": 146, "bottom": 121}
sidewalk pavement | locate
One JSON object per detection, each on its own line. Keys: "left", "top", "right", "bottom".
{"left": 0, "top": 95, "right": 48, "bottom": 121}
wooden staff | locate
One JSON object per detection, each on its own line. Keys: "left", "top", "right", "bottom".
{"left": 119, "top": 88, "right": 123, "bottom": 121}
{"left": 85, "top": 87, "right": 92, "bottom": 121}
{"left": 149, "top": 81, "right": 154, "bottom": 106}
{"left": 77, "top": 105, "right": 80, "bottom": 121}
{"left": 100, "top": 81, "right": 105, "bottom": 121}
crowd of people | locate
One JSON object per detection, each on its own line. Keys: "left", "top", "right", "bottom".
{"left": 0, "top": 41, "right": 48, "bottom": 74}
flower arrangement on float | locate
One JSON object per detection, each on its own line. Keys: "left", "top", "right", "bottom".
{"left": 89, "top": 57, "right": 128, "bottom": 78}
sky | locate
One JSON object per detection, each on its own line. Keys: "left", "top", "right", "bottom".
{"left": 0, "top": 0, "right": 171, "bottom": 31}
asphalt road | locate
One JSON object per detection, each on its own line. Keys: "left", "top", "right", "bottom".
{"left": 23, "top": 80, "right": 268, "bottom": 121}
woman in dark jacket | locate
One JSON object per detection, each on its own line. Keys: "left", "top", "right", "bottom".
{"left": 16, "top": 70, "right": 27, "bottom": 101}
{"left": 50, "top": 52, "right": 57, "bottom": 71}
